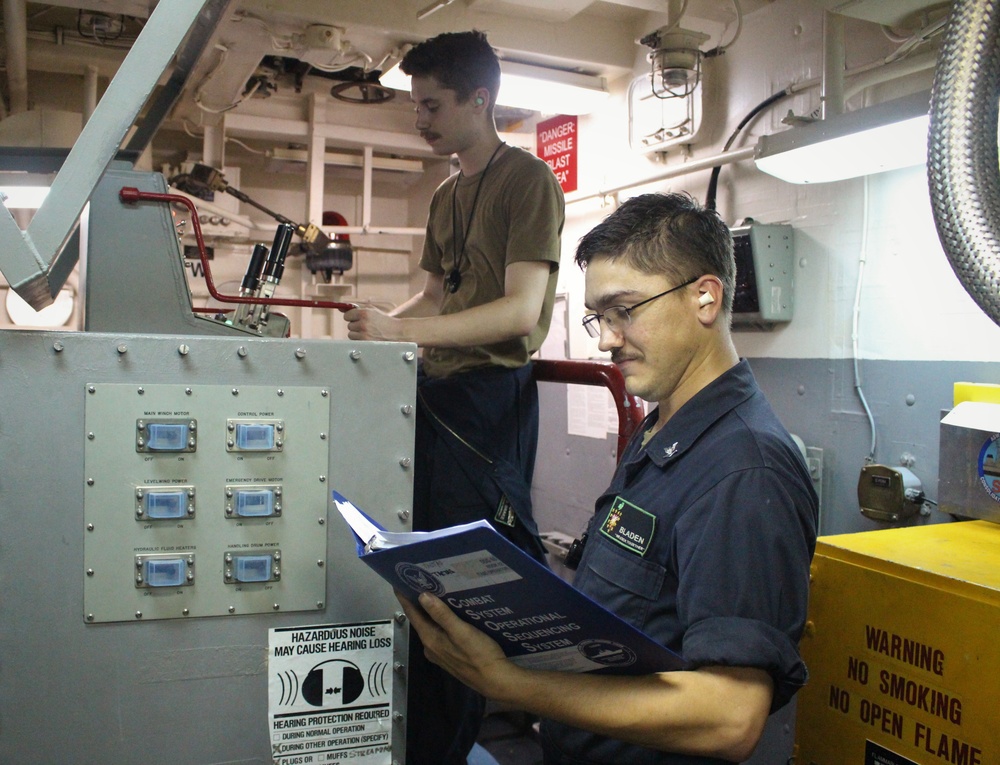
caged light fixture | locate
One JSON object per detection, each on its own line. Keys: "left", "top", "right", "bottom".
{"left": 638, "top": 0, "right": 743, "bottom": 100}
{"left": 640, "top": 25, "right": 710, "bottom": 99}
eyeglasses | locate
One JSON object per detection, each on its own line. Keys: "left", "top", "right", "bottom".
{"left": 582, "top": 277, "right": 698, "bottom": 338}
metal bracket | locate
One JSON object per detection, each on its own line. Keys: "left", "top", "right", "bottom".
{"left": 0, "top": 0, "right": 213, "bottom": 310}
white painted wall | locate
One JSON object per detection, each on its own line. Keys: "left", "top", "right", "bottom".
{"left": 9, "top": 0, "right": 997, "bottom": 362}
{"left": 560, "top": 0, "right": 1000, "bottom": 364}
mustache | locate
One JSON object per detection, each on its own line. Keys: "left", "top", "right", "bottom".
{"left": 611, "top": 345, "right": 644, "bottom": 366}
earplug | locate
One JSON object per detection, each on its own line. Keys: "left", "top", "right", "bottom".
{"left": 698, "top": 292, "right": 715, "bottom": 306}
{"left": 475, "top": 96, "right": 485, "bottom": 105}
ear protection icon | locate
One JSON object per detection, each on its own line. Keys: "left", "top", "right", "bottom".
{"left": 698, "top": 292, "right": 715, "bottom": 306}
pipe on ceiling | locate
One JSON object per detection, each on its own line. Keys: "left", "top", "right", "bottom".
{"left": 3, "top": 0, "right": 29, "bottom": 114}
{"left": 927, "top": 0, "right": 1000, "bottom": 328}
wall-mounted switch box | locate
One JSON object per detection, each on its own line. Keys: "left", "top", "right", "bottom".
{"left": 730, "top": 222, "right": 794, "bottom": 331}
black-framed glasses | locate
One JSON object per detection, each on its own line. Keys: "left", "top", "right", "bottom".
{"left": 582, "top": 277, "right": 698, "bottom": 338}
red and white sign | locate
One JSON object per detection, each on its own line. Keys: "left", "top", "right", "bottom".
{"left": 536, "top": 114, "right": 577, "bottom": 193}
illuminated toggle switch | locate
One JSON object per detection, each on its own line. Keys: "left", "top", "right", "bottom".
{"left": 146, "top": 491, "right": 185, "bottom": 518}
{"left": 135, "top": 553, "right": 195, "bottom": 588}
{"left": 136, "top": 485, "right": 195, "bottom": 521}
{"left": 236, "top": 555, "right": 271, "bottom": 582}
{"left": 136, "top": 419, "right": 197, "bottom": 453}
{"left": 236, "top": 423, "right": 273, "bottom": 450}
{"left": 236, "top": 489, "right": 273, "bottom": 516}
{"left": 226, "top": 419, "right": 284, "bottom": 452}
{"left": 224, "top": 550, "right": 281, "bottom": 584}
{"left": 147, "top": 423, "right": 188, "bottom": 450}
{"left": 225, "top": 484, "right": 282, "bottom": 518}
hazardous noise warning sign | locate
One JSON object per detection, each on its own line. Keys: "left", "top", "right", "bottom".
{"left": 269, "top": 621, "right": 394, "bottom": 764}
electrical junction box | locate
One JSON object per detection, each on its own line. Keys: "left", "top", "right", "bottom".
{"left": 730, "top": 222, "right": 794, "bottom": 330}
{"left": 858, "top": 464, "right": 925, "bottom": 523}
{"left": 939, "top": 401, "right": 1000, "bottom": 523}
{"left": 795, "top": 522, "right": 1000, "bottom": 765}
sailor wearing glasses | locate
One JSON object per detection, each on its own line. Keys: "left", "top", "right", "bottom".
{"left": 400, "top": 192, "right": 818, "bottom": 765}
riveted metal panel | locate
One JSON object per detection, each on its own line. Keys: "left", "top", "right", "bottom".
{"left": 0, "top": 330, "right": 415, "bottom": 765}
{"left": 83, "top": 383, "right": 331, "bottom": 622}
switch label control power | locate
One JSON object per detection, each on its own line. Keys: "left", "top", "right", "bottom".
{"left": 226, "top": 419, "right": 284, "bottom": 452}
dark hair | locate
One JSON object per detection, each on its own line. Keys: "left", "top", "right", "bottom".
{"left": 400, "top": 30, "right": 501, "bottom": 105}
{"left": 575, "top": 192, "right": 735, "bottom": 312}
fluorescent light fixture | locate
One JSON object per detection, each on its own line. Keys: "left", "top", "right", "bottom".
{"left": 380, "top": 60, "right": 609, "bottom": 116}
{"left": 754, "top": 90, "right": 931, "bottom": 184}
{"left": 0, "top": 185, "right": 50, "bottom": 209}
{"left": 416, "top": 0, "right": 457, "bottom": 20}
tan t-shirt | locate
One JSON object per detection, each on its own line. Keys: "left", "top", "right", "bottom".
{"left": 419, "top": 145, "right": 564, "bottom": 378}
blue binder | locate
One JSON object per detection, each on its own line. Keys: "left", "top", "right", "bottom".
{"left": 333, "top": 491, "right": 686, "bottom": 675}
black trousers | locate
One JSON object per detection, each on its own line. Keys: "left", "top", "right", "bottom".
{"left": 405, "top": 364, "right": 545, "bottom": 765}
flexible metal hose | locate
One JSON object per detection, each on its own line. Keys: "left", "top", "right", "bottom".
{"left": 927, "top": 0, "right": 1000, "bottom": 327}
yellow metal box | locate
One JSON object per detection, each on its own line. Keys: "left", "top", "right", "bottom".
{"left": 795, "top": 521, "right": 1000, "bottom": 765}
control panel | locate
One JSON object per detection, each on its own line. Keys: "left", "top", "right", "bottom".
{"left": 84, "top": 383, "right": 331, "bottom": 623}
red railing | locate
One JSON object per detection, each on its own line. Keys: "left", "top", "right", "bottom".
{"left": 532, "top": 359, "right": 644, "bottom": 460}
{"left": 119, "top": 187, "right": 355, "bottom": 313}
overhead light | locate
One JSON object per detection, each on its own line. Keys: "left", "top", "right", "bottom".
{"left": 0, "top": 185, "right": 50, "bottom": 209}
{"left": 639, "top": 26, "right": 710, "bottom": 99}
{"left": 416, "top": 0, "right": 457, "bottom": 20}
{"left": 754, "top": 90, "right": 931, "bottom": 184}
{"left": 379, "top": 60, "right": 609, "bottom": 116}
